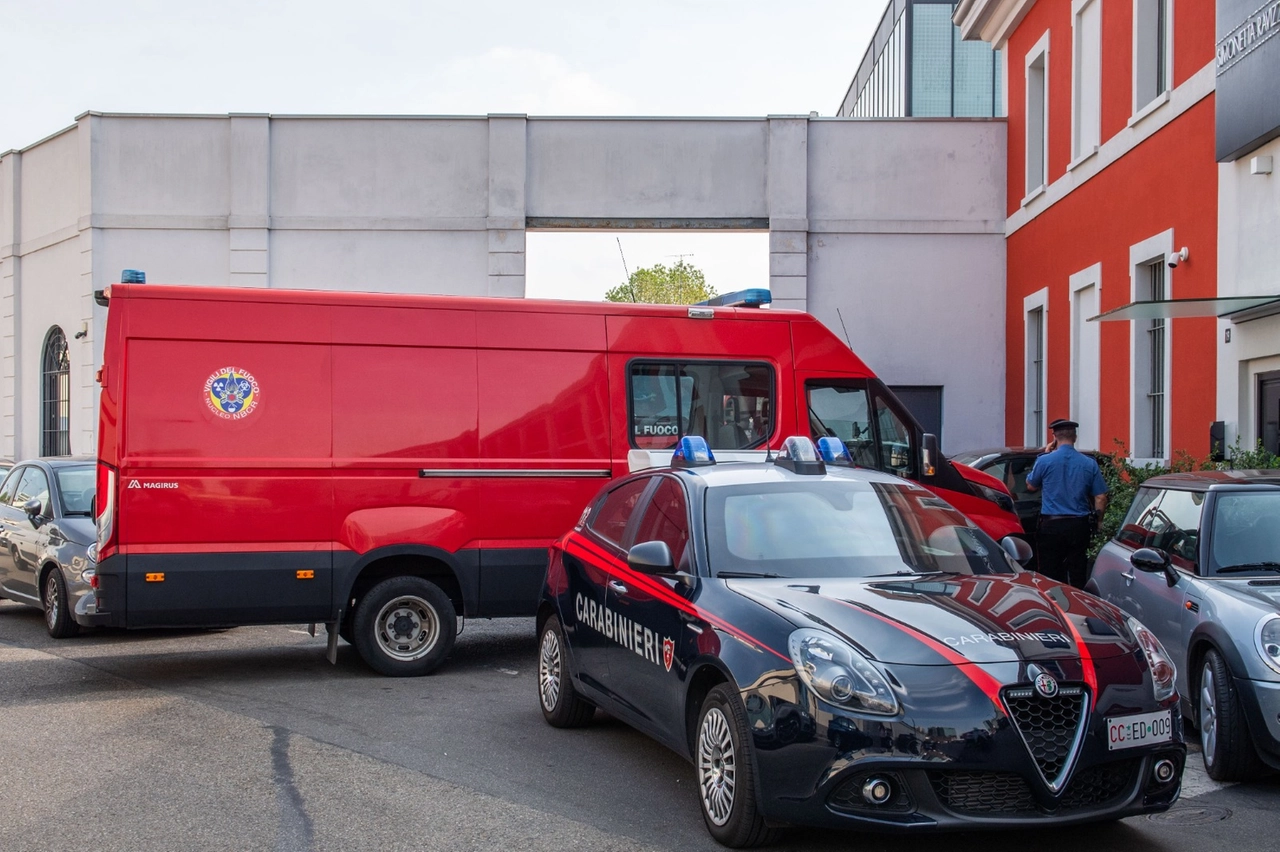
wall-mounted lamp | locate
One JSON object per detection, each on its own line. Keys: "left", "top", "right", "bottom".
{"left": 1251, "top": 155, "right": 1273, "bottom": 175}
{"left": 73, "top": 321, "right": 88, "bottom": 340}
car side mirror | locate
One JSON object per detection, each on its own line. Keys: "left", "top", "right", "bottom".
{"left": 1001, "top": 535, "right": 1034, "bottom": 566}
{"left": 1131, "top": 547, "right": 1178, "bottom": 588}
{"left": 921, "top": 433, "right": 939, "bottom": 478}
{"left": 628, "top": 540, "right": 674, "bottom": 575}
{"left": 22, "top": 498, "right": 43, "bottom": 525}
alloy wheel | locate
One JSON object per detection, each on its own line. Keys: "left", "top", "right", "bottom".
{"left": 1201, "top": 662, "right": 1219, "bottom": 765}
{"left": 539, "top": 629, "right": 562, "bottom": 712}
{"left": 44, "top": 574, "right": 59, "bottom": 630}
{"left": 698, "top": 707, "right": 737, "bottom": 827}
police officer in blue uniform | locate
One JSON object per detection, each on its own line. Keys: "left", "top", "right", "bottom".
{"left": 1025, "top": 419, "right": 1108, "bottom": 588}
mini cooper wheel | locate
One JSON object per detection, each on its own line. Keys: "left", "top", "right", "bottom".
{"left": 351, "top": 576, "right": 456, "bottom": 677}
{"left": 537, "top": 615, "right": 594, "bottom": 727}
{"left": 695, "top": 685, "right": 782, "bottom": 848}
{"left": 1199, "top": 649, "right": 1265, "bottom": 781}
{"left": 42, "top": 569, "right": 79, "bottom": 639}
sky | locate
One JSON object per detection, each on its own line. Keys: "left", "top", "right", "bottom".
{"left": 0, "top": 0, "right": 885, "bottom": 300}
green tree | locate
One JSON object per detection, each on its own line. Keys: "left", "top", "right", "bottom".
{"left": 605, "top": 259, "right": 717, "bottom": 305}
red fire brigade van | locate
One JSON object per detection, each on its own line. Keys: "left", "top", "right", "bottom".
{"left": 86, "top": 281, "right": 1020, "bottom": 676}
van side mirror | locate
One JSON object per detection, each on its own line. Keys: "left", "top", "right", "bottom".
{"left": 921, "top": 433, "right": 939, "bottom": 478}
{"left": 628, "top": 540, "right": 674, "bottom": 575}
{"left": 1131, "top": 547, "right": 1178, "bottom": 587}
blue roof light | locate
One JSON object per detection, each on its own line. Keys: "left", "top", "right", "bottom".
{"left": 120, "top": 269, "right": 146, "bottom": 284}
{"left": 694, "top": 289, "right": 772, "bottom": 309}
{"left": 671, "top": 436, "right": 716, "bottom": 468}
{"left": 774, "top": 435, "right": 827, "bottom": 475}
{"left": 817, "top": 437, "right": 854, "bottom": 466}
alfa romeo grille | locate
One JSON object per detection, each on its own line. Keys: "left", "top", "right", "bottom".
{"left": 1002, "top": 684, "right": 1088, "bottom": 792}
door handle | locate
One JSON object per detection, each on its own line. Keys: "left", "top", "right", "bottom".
{"left": 1122, "top": 571, "right": 1134, "bottom": 585}
{"left": 608, "top": 580, "right": 628, "bottom": 594}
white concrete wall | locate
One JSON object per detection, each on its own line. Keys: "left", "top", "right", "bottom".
{"left": 0, "top": 112, "right": 1008, "bottom": 460}
{"left": 805, "top": 119, "right": 1008, "bottom": 452}
{"left": 1216, "top": 136, "right": 1280, "bottom": 450}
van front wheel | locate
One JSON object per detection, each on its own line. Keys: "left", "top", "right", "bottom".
{"left": 351, "top": 576, "right": 456, "bottom": 676}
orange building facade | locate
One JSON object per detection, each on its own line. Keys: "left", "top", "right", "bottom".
{"left": 956, "top": 0, "right": 1218, "bottom": 461}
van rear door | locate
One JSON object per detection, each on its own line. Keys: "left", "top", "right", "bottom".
{"left": 119, "top": 298, "right": 335, "bottom": 627}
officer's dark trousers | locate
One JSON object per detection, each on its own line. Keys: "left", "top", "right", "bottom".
{"left": 1036, "top": 516, "right": 1093, "bottom": 588}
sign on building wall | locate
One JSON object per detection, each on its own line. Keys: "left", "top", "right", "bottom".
{"left": 1217, "top": 0, "right": 1280, "bottom": 160}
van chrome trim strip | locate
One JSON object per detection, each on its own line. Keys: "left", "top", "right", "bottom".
{"left": 418, "top": 469, "right": 611, "bottom": 479}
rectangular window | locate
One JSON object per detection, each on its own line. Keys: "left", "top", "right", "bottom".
{"left": 1073, "top": 0, "right": 1102, "bottom": 158}
{"left": 628, "top": 361, "right": 774, "bottom": 450}
{"left": 912, "top": 2, "right": 956, "bottom": 117}
{"left": 1026, "top": 306, "right": 1046, "bottom": 444}
{"left": 1025, "top": 44, "right": 1048, "bottom": 194}
{"left": 1134, "top": 0, "right": 1170, "bottom": 111}
{"left": 1130, "top": 240, "right": 1171, "bottom": 461}
{"left": 1147, "top": 261, "right": 1167, "bottom": 459}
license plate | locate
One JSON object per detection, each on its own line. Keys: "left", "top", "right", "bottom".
{"left": 1106, "top": 710, "right": 1173, "bottom": 751}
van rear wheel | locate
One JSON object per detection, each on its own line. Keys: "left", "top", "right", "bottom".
{"left": 351, "top": 576, "right": 456, "bottom": 676}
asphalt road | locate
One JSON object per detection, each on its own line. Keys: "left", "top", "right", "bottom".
{"left": 2, "top": 600, "right": 1278, "bottom": 852}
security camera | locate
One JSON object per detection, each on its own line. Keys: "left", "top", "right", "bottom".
{"left": 1167, "top": 247, "right": 1188, "bottom": 268}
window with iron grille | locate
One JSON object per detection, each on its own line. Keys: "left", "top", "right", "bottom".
{"left": 1147, "top": 262, "right": 1166, "bottom": 459}
{"left": 41, "top": 326, "right": 70, "bottom": 457}
{"left": 1028, "top": 307, "right": 1045, "bottom": 442}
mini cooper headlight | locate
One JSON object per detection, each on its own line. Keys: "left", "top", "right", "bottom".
{"left": 788, "top": 628, "right": 899, "bottom": 715}
{"left": 1256, "top": 615, "right": 1280, "bottom": 676}
{"left": 1127, "top": 616, "right": 1177, "bottom": 703}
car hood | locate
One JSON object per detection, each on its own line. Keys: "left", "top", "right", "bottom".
{"left": 57, "top": 516, "right": 96, "bottom": 547}
{"left": 1212, "top": 578, "right": 1280, "bottom": 613}
{"left": 728, "top": 573, "right": 1138, "bottom": 666}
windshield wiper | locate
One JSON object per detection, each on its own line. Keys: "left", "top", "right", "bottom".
{"left": 716, "top": 571, "right": 783, "bottom": 579}
{"left": 1217, "top": 562, "right": 1280, "bottom": 574}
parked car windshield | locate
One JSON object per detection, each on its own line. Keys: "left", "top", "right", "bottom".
{"left": 705, "top": 479, "right": 1018, "bottom": 579}
{"left": 1212, "top": 492, "right": 1280, "bottom": 574}
{"left": 55, "top": 465, "right": 95, "bottom": 516}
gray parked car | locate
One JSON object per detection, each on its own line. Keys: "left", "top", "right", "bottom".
{"left": 0, "top": 457, "right": 97, "bottom": 637}
{"left": 1088, "top": 470, "right": 1280, "bottom": 781}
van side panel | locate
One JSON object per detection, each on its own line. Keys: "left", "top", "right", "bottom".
{"left": 476, "top": 346, "right": 611, "bottom": 615}
{"left": 330, "top": 337, "right": 482, "bottom": 609}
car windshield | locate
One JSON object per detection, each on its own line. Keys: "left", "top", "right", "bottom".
{"left": 1212, "top": 492, "right": 1280, "bottom": 574}
{"left": 705, "top": 479, "right": 1019, "bottom": 579}
{"left": 55, "top": 465, "right": 95, "bottom": 516}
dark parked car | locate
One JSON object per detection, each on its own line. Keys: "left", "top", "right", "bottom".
{"left": 538, "top": 436, "right": 1183, "bottom": 845}
{"left": 952, "top": 447, "right": 1111, "bottom": 565}
{"left": 0, "top": 457, "right": 97, "bottom": 637}
{"left": 1088, "top": 470, "right": 1280, "bottom": 780}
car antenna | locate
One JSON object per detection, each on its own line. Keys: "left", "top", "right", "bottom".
{"left": 836, "top": 308, "right": 854, "bottom": 350}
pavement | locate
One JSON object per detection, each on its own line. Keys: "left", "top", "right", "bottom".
{"left": 1, "top": 600, "right": 1277, "bottom": 852}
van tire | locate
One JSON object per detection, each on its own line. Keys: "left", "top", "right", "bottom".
{"left": 351, "top": 576, "right": 456, "bottom": 677}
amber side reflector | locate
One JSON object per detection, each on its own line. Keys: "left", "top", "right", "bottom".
{"left": 145, "top": 573, "right": 165, "bottom": 582}
{"left": 296, "top": 570, "right": 315, "bottom": 580}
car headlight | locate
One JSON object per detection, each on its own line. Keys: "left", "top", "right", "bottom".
{"left": 1255, "top": 615, "right": 1280, "bottom": 676}
{"left": 972, "top": 482, "right": 1014, "bottom": 513}
{"left": 1127, "top": 616, "right": 1176, "bottom": 703}
{"left": 788, "top": 628, "right": 899, "bottom": 715}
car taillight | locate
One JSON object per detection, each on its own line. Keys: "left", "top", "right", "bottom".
{"left": 96, "top": 464, "right": 116, "bottom": 554}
